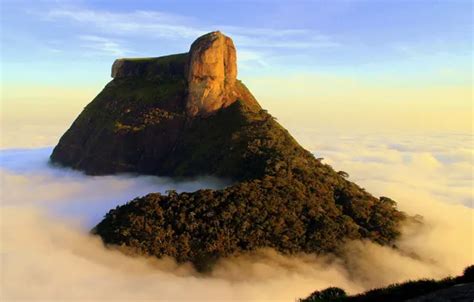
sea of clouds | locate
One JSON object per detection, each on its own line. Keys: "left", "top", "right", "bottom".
{"left": 1, "top": 131, "right": 472, "bottom": 301}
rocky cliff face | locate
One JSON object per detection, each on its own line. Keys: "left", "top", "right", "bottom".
{"left": 51, "top": 31, "right": 406, "bottom": 271}
{"left": 186, "top": 31, "right": 238, "bottom": 116}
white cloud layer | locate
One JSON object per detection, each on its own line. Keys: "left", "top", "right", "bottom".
{"left": 0, "top": 132, "right": 473, "bottom": 301}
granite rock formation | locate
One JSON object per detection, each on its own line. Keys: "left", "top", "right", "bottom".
{"left": 186, "top": 31, "right": 238, "bottom": 116}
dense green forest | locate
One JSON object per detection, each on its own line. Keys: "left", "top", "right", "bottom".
{"left": 93, "top": 100, "right": 405, "bottom": 271}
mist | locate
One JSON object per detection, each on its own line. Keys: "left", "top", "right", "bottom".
{"left": 1, "top": 132, "right": 472, "bottom": 301}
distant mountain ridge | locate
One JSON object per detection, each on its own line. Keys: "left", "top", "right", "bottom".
{"left": 299, "top": 265, "right": 474, "bottom": 302}
{"left": 51, "top": 31, "right": 405, "bottom": 271}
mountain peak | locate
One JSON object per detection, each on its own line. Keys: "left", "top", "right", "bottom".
{"left": 109, "top": 31, "right": 242, "bottom": 117}
{"left": 51, "top": 31, "right": 405, "bottom": 270}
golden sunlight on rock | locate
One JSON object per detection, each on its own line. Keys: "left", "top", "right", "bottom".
{"left": 186, "top": 31, "right": 238, "bottom": 116}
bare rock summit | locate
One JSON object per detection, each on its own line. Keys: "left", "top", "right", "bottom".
{"left": 186, "top": 31, "right": 238, "bottom": 116}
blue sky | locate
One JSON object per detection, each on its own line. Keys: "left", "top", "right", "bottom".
{"left": 1, "top": 0, "right": 472, "bottom": 86}
{"left": 0, "top": 0, "right": 472, "bottom": 137}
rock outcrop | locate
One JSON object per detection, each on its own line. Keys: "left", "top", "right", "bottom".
{"left": 186, "top": 31, "right": 238, "bottom": 116}
{"left": 51, "top": 31, "right": 406, "bottom": 271}
{"left": 110, "top": 32, "right": 241, "bottom": 117}
{"left": 111, "top": 53, "right": 188, "bottom": 79}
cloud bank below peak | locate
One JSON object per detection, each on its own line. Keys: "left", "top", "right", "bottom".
{"left": 1, "top": 131, "right": 472, "bottom": 301}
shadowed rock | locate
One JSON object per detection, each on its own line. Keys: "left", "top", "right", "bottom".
{"left": 111, "top": 53, "right": 188, "bottom": 79}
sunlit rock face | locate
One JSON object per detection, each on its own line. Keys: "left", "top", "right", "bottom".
{"left": 186, "top": 31, "right": 238, "bottom": 117}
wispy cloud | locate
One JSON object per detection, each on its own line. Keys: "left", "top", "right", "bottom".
{"left": 44, "top": 46, "right": 62, "bottom": 54}
{"left": 45, "top": 8, "right": 205, "bottom": 39}
{"left": 221, "top": 26, "right": 340, "bottom": 49}
{"left": 41, "top": 6, "right": 339, "bottom": 64}
{"left": 78, "top": 35, "right": 132, "bottom": 57}
{"left": 238, "top": 49, "right": 269, "bottom": 68}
